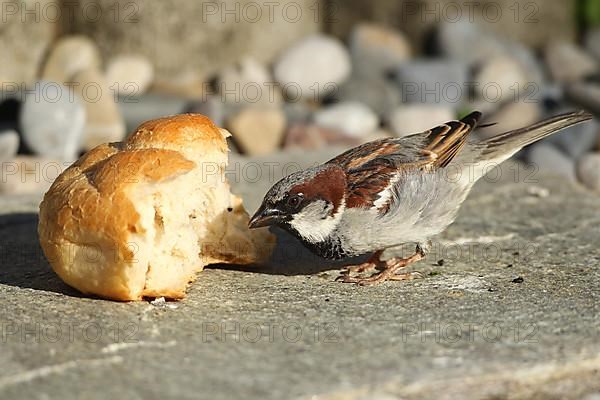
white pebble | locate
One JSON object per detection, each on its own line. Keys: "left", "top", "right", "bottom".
{"left": 20, "top": 81, "right": 86, "bottom": 162}
{"left": 387, "top": 105, "right": 454, "bottom": 137}
{"left": 577, "top": 153, "right": 600, "bottom": 192}
{"left": 0, "top": 130, "right": 20, "bottom": 161}
{"left": 106, "top": 55, "right": 155, "bottom": 96}
{"left": 314, "top": 102, "right": 379, "bottom": 138}
{"left": 274, "top": 34, "right": 351, "bottom": 100}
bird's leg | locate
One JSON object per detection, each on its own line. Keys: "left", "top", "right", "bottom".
{"left": 337, "top": 245, "right": 425, "bottom": 286}
{"left": 339, "top": 250, "right": 384, "bottom": 275}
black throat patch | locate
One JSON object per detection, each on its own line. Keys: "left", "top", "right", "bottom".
{"left": 281, "top": 223, "right": 349, "bottom": 260}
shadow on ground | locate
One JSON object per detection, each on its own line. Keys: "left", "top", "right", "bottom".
{"left": 0, "top": 213, "right": 83, "bottom": 297}
{"left": 207, "top": 226, "right": 369, "bottom": 276}
{"left": 0, "top": 212, "right": 350, "bottom": 294}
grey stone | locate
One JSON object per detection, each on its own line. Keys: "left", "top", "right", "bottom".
{"left": 282, "top": 101, "right": 314, "bottom": 125}
{"left": 321, "top": 0, "right": 412, "bottom": 43}
{"left": 584, "top": 28, "right": 600, "bottom": 61}
{"left": 105, "top": 55, "right": 155, "bottom": 96}
{"left": 117, "top": 94, "right": 189, "bottom": 134}
{"left": 393, "top": 60, "right": 469, "bottom": 108}
{"left": 387, "top": 105, "right": 454, "bottom": 137}
{"left": 0, "top": 0, "right": 57, "bottom": 87}
{"left": 508, "top": 40, "right": 546, "bottom": 90}
{"left": 67, "top": 0, "right": 318, "bottom": 96}
{"left": 326, "top": 0, "right": 577, "bottom": 50}
{"left": 187, "top": 97, "right": 227, "bottom": 128}
{"left": 71, "top": 68, "right": 126, "bottom": 150}
{"left": 577, "top": 153, "right": 600, "bottom": 192}
{"left": 283, "top": 124, "right": 358, "bottom": 151}
{"left": 19, "top": 81, "right": 86, "bottom": 162}
{"left": 438, "top": 19, "right": 507, "bottom": 65}
{"left": 335, "top": 76, "right": 401, "bottom": 118}
{"left": 438, "top": 20, "right": 545, "bottom": 88}
{"left": 473, "top": 56, "right": 529, "bottom": 103}
{"left": 467, "top": 0, "right": 577, "bottom": 49}
{"left": 545, "top": 41, "right": 598, "bottom": 82}
{"left": 0, "top": 130, "right": 19, "bottom": 161}
{"left": 527, "top": 144, "right": 576, "bottom": 182}
{"left": 1, "top": 156, "right": 600, "bottom": 399}
{"left": 226, "top": 108, "right": 287, "bottom": 156}
{"left": 349, "top": 23, "right": 412, "bottom": 79}
{"left": 41, "top": 35, "right": 102, "bottom": 84}
{"left": 539, "top": 83, "right": 565, "bottom": 111}
{"left": 478, "top": 101, "right": 542, "bottom": 140}
{"left": 313, "top": 102, "right": 379, "bottom": 138}
{"left": 274, "top": 34, "right": 351, "bottom": 100}
{"left": 217, "top": 57, "right": 282, "bottom": 108}
{"left": 565, "top": 82, "right": 600, "bottom": 117}
{"left": 541, "top": 117, "right": 599, "bottom": 159}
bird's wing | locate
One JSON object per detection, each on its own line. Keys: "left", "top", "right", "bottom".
{"left": 327, "top": 111, "right": 482, "bottom": 210}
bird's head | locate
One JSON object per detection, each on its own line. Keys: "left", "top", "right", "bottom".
{"left": 249, "top": 164, "right": 347, "bottom": 243}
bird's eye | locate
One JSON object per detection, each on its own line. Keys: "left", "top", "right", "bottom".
{"left": 286, "top": 194, "right": 302, "bottom": 209}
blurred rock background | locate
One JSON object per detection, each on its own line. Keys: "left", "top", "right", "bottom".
{"left": 1, "top": 0, "right": 600, "bottom": 195}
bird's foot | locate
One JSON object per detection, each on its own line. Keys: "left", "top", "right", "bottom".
{"left": 336, "top": 251, "right": 424, "bottom": 286}
{"left": 338, "top": 251, "right": 383, "bottom": 276}
{"left": 339, "top": 261, "right": 379, "bottom": 275}
{"left": 387, "top": 271, "right": 424, "bottom": 281}
{"left": 336, "top": 270, "right": 423, "bottom": 286}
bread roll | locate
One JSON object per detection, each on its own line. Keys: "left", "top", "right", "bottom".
{"left": 38, "top": 114, "right": 275, "bottom": 301}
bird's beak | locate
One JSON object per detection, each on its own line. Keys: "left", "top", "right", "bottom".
{"left": 248, "top": 205, "right": 283, "bottom": 229}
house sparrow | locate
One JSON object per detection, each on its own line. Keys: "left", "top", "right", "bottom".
{"left": 249, "top": 110, "right": 592, "bottom": 285}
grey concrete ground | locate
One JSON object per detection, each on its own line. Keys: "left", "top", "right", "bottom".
{"left": 0, "top": 151, "right": 599, "bottom": 399}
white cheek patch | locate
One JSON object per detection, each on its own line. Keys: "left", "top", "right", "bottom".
{"left": 290, "top": 199, "right": 345, "bottom": 243}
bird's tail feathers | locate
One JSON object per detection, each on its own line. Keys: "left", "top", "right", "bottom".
{"left": 481, "top": 110, "right": 593, "bottom": 160}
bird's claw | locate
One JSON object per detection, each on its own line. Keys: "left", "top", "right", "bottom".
{"left": 336, "top": 270, "right": 423, "bottom": 286}
{"left": 337, "top": 250, "right": 425, "bottom": 285}
{"left": 387, "top": 271, "right": 424, "bottom": 281}
{"left": 335, "top": 274, "right": 376, "bottom": 285}
{"left": 340, "top": 262, "right": 378, "bottom": 275}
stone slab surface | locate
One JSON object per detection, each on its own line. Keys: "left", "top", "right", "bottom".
{"left": 0, "top": 151, "right": 599, "bottom": 400}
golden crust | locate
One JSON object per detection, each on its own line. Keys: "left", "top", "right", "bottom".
{"left": 38, "top": 113, "right": 273, "bottom": 301}
{"left": 39, "top": 140, "right": 196, "bottom": 301}
{"left": 126, "top": 113, "right": 230, "bottom": 154}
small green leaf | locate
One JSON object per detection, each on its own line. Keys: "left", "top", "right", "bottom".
{"left": 584, "top": 0, "right": 600, "bottom": 26}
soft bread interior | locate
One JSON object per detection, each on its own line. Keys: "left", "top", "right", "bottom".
{"left": 38, "top": 115, "right": 275, "bottom": 301}
{"left": 128, "top": 155, "right": 232, "bottom": 298}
